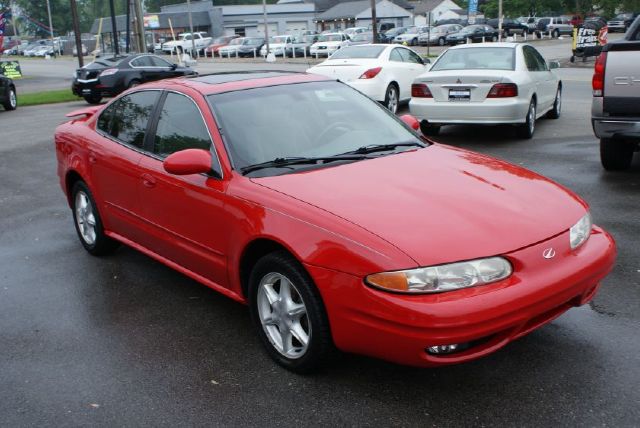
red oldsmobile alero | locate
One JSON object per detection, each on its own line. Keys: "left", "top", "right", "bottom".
{"left": 54, "top": 71, "right": 616, "bottom": 372}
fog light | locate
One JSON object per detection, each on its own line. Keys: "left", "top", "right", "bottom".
{"left": 427, "top": 344, "right": 459, "bottom": 354}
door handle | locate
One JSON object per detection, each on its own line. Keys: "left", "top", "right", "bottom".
{"left": 141, "top": 173, "right": 156, "bottom": 188}
{"left": 88, "top": 151, "right": 97, "bottom": 164}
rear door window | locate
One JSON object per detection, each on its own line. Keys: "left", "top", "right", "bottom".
{"left": 97, "top": 91, "right": 160, "bottom": 148}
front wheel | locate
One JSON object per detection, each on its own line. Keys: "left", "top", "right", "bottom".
{"left": 546, "top": 86, "right": 561, "bottom": 119}
{"left": 491, "top": 35, "right": 498, "bottom": 42}
{"left": 552, "top": 29, "right": 560, "bottom": 38}
{"left": 420, "top": 120, "right": 441, "bottom": 136}
{"left": 71, "top": 181, "right": 119, "bottom": 256}
{"left": 384, "top": 83, "right": 399, "bottom": 114}
{"left": 248, "top": 251, "right": 333, "bottom": 373}
{"left": 600, "top": 138, "right": 635, "bottom": 171}
{"left": 516, "top": 99, "right": 536, "bottom": 139}
{"left": 438, "top": 37, "right": 445, "bottom": 46}
{"left": 3, "top": 87, "right": 17, "bottom": 110}
{"left": 83, "top": 94, "right": 102, "bottom": 104}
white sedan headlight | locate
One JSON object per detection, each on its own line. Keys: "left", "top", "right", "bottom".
{"left": 366, "top": 257, "right": 512, "bottom": 294}
{"left": 570, "top": 212, "right": 592, "bottom": 250}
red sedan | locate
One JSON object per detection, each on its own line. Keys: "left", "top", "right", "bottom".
{"left": 55, "top": 71, "right": 616, "bottom": 372}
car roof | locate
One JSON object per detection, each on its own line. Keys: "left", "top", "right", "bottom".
{"left": 448, "top": 42, "right": 519, "bottom": 49}
{"left": 147, "top": 70, "right": 332, "bottom": 96}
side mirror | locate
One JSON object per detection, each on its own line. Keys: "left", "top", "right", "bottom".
{"left": 549, "top": 61, "right": 560, "bottom": 70}
{"left": 163, "top": 149, "right": 212, "bottom": 175}
{"left": 399, "top": 114, "right": 420, "bottom": 131}
{"left": 171, "top": 63, "right": 178, "bottom": 70}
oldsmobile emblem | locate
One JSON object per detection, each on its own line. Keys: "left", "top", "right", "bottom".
{"left": 542, "top": 248, "right": 556, "bottom": 259}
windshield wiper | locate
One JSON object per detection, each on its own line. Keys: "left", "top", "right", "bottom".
{"left": 240, "top": 155, "right": 368, "bottom": 175}
{"left": 337, "top": 141, "right": 424, "bottom": 156}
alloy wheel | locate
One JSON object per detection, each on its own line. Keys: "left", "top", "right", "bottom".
{"left": 386, "top": 85, "right": 398, "bottom": 114}
{"left": 528, "top": 102, "right": 536, "bottom": 135}
{"left": 257, "top": 272, "right": 311, "bottom": 359}
{"left": 9, "top": 90, "right": 17, "bottom": 109}
{"left": 74, "top": 191, "right": 97, "bottom": 245}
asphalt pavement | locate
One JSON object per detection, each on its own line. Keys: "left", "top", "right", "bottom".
{"left": 1, "top": 74, "right": 639, "bottom": 426}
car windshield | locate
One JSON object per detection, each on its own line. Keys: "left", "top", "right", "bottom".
{"left": 208, "top": 81, "right": 423, "bottom": 175}
{"left": 460, "top": 25, "right": 481, "bottom": 34}
{"left": 85, "top": 56, "right": 128, "bottom": 69}
{"left": 330, "top": 45, "right": 385, "bottom": 59}
{"left": 212, "top": 37, "right": 227, "bottom": 44}
{"left": 351, "top": 33, "right": 372, "bottom": 41}
{"left": 270, "top": 36, "right": 288, "bottom": 44}
{"left": 318, "top": 34, "right": 342, "bottom": 42}
{"left": 431, "top": 47, "right": 515, "bottom": 71}
{"left": 538, "top": 18, "right": 550, "bottom": 25}
{"left": 229, "top": 38, "right": 243, "bottom": 45}
{"left": 244, "top": 38, "right": 263, "bottom": 45}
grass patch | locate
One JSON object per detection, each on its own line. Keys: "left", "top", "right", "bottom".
{"left": 17, "top": 88, "right": 80, "bottom": 107}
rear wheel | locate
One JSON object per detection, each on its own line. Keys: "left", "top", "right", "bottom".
{"left": 384, "top": 83, "right": 399, "bottom": 114}
{"left": 128, "top": 79, "right": 141, "bottom": 89}
{"left": 420, "top": 120, "right": 441, "bottom": 136}
{"left": 411, "top": 38, "right": 417, "bottom": 46}
{"left": 600, "top": 138, "right": 635, "bottom": 171}
{"left": 491, "top": 35, "right": 498, "bottom": 42}
{"left": 517, "top": 99, "right": 536, "bottom": 139}
{"left": 248, "top": 251, "right": 333, "bottom": 373}
{"left": 552, "top": 29, "right": 560, "bottom": 38}
{"left": 438, "top": 37, "right": 445, "bottom": 46}
{"left": 83, "top": 94, "right": 102, "bottom": 104}
{"left": 3, "top": 87, "right": 17, "bottom": 110}
{"left": 546, "top": 86, "right": 561, "bottom": 119}
{"left": 71, "top": 181, "right": 119, "bottom": 256}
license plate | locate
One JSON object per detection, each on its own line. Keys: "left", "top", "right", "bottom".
{"left": 449, "top": 89, "right": 470, "bottom": 101}
{"left": 82, "top": 89, "right": 92, "bottom": 94}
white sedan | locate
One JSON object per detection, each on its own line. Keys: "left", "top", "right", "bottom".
{"left": 309, "top": 33, "right": 351, "bottom": 57}
{"left": 409, "top": 43, "right": 562, "bottom": 138}
{"left": 307, "top": 44, "right": 430, "bottom": 114}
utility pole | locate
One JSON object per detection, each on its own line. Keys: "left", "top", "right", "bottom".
{"left": 132, "top": 0, "right": 145, "bottom": 53}
{"left": 10, "top": 0, "right": 19, "bottom": 47}
{"left": 125, "top": 0, "right": 131, "bottom": 53}
{"left": 70, "top": 0, "right": 84, "bottom": 67}
{"left": 370, "top": 0, "right": 377, "bottom": 43}
{"left": 45, "top": 0, "right": 57, "bottom": 55}
{"left": 108, "top": 0, "right": 119, "bottom": 56}
{"left": 498, "top": 0, "right": 503, "bottom": 41}
{"left": 262, "top": 0, "right": 269, "bottom": 56}
{"left": 187, "top": 0, "right": 195, "bottom": 57}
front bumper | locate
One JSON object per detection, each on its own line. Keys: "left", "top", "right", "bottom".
{"left": 307, "top": 226, "right": 615, "bottom": 367}
{"left": 410, "top": 96, "right": 530, "bottom": 124}
{"left": 310, "top": 47, "right": 338, "bottom": 56}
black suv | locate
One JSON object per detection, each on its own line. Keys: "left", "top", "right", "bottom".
{"left": 0, "top": 75, "right": 17, "bottom": 111}
{"left": 487, "top": 18, "right": 529, "bottom": 36}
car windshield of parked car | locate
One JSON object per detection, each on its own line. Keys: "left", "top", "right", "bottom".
{"left": 208, "top": 81, "right": 423, "bottom": 174}
{"left": 459, "top": 25, "right": 481, "bottom": 34}
{"left": 318, "top": 34, "right": 342, "bottom": 42}
{"left": 538, "top": 18, "right": 550, "bottom": 25}
{"left": 84, "top": 56, "right": 127, "bottom": 69}
{"left": 302, "top": 35, "right": 316, "bottom": 43}
{"left": 244, "top": 38, "right": 263, "bottom": 45}
{"left": 330, "top": 45, "right": 385, "bottom": 59}
{"left": 351, "top": 33, "right": 372, "bottom": 42}
{"left": 271, "top": 36, "right": 289, "bottom": 44}
{"left": 431, "top": 47, "right": 515, "bottom": 71}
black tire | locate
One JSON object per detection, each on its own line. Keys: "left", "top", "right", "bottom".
{"left": 491, "top": 35, "right": 498, "bottom": 42}
{"left": 516, "top": 99, "right": 536, "bottom": 139}
{"left": 83, "top": 94, "right": 102, "bottom": 104}
{"left": 384, "top": 83, "right": 399, "bottom": 114}
{"left": 128, "top": 79, "right": 141, "bottom": 89}
{"left": 438, "top": 37, "right": 445, "bottom": 46}
{"left": 71, "top": 181, "right": 119, "bottom": 256}
{"left": 600, "top": 138, "right": 635, "bottom": 171}
{"left": 420, "top": 120, "right": 441, "bottom": 136}
{"left": 553, "top": 29, "right": 560, "bottom": 38}
{"left": 248, "top": 251, "right": 333, "bottom": 373}
{"left": 411, "top": 38, "right": 417, "bottom": 46}
{"left": 546, "top": 86, "right": 561, "bottom": 119}
{"left": 3, "top": 86, "right": 17, "bottom": 110}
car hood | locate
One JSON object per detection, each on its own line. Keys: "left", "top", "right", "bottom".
{"left": 251, "top": 144, "right": 587, "bottom": 267}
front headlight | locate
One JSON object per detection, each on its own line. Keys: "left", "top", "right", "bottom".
{"left": 365, "top": 257, "right": 512, "bottom": 294}
{"left": 570, "top": 212, "right": 592, "bottom": 250}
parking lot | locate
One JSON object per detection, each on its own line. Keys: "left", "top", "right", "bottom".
{"left": 1, "top": 35, "right": 640, "bottom": 426}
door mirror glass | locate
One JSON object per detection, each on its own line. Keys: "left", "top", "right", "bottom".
{"left": 170, "top": 63, "right": 178, "bottom": 70}
{"left": 163, "top": 149, "right": 212, "bottom": 175}
{"left": 399, "top": 114, "right": 420, "bottom": 130}
{"left": 549, "top": 60, "right": 560, "bottom": 69}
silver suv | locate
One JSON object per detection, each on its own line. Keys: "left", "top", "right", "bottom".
{"left": 418, "top": 24, "right": 463, "bottom": 46}
{"left": 536, "top": 17, "right": 573, "bottom": 37}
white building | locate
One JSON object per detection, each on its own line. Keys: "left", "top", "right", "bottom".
{"left": 316, "top": 0, "right": 414, "bottom": 32}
